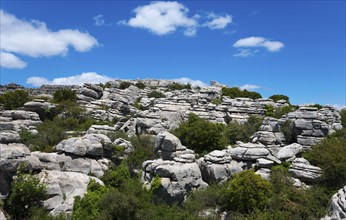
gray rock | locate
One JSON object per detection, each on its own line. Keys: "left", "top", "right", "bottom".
{"left": 87, "top": 125, "right": 116, "bottom": 136}
{"left": 0, "top": 210, "right": 6, "bottom": 220}
{"left": 0, "top": 130, "right": 20, "bottom": 143}
{"left": 37, "top": 170, "right": 104, "bottom": 216}
{"left": 256, "top": 158, "right": 274, "bottom": 168}
{"left": 289, "top": 158, "right": 321, "bottom": 183}
{"left": 228, "top": 142, "right": 271, "bottom": 161}
{"left": 155, "top": 131, "right": 187, "bottom": 160}
{"left": 142, "top": 159, "right": 208, "bottom": 204}
{"left": 55, "top": 134, "right": 111, "bottom": 157}
{"left": 22, "top": 100, "right": 56, "bottom": 119}
{"left": 255, "top": 168, "right": 271, "bottom": 180}
{"left": 32, "top": 152, "right": 109, "bottom": 177}
{"left": 322, "top": 185, "right": 346, "bottom": 220}
{"left": 113, "top": 138, "right": 134, "bottom": 154}
{"left": 277, "top": 143, "right": 303, "bottom": 160}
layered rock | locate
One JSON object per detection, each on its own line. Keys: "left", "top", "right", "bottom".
{"left": 322, "top": 185, "right": 346, "bottom": 220}
{"left": 289, "top": 158, "right": 321, "bottom": 183}
{"left": 54, "top": 134, "right": 112, "bottom": 157}
{"left": 22, "top": 100, "right": 56, "bottom": 120}
{"left": 0, "top": 110, "right": 41, "bottom": 133}
{"left": 198, "top": 150, "right": 243, "bottom": 184}
{"left": 0, "top": 130, "right": 20, "bottom": 144}
{"left": 142, "top": 132, "right": 208, "bottom": 204}
{"left": 37, "top": 170, "right": 104, "bottom": 216}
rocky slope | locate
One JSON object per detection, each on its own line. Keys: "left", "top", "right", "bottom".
{"left": 0, "top": 79, "right": 344, "bottom": 218}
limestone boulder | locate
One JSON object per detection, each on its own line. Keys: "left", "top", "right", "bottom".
{"left": 0, "top": 130, "right": 20, "bottom": 144}
{"left": 54, "top": 134, "right": 111, "bottom": 157}
{"left": 37, "top": 170, "right": 104, "bottom": 216}
{"left": 322, "top": 185, "right": 346, "bottom": 220}
{"left": 277, "top": 143, "right": 303, "bottom": 160}
{"left": 289, "top": 158, "right": 321, "bottom": 183}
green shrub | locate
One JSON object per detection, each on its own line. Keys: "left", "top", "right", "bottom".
{"left": 147, "top": 91, "right": 166, "bottom": 98}
{"left": 224, "top": 170, "right": 272, "bottom": 213}
{"left": 53, "top": 88, "right": 77, "bottom": 103}
{"left": 73, "top": 179, "right": 109, "bottom": 220}
{"left": 106, "top": 131, "right": 129, "bottom": 142}
{"left": 227, "top": 116, "right": 263, "bottom": 144}
{"left": 0, "top": 90, "right": 30, "bottom": 110}
{"left": 168, "top": 82, "right": 191, "bottom": 90}
{"left": 222, "top": 87, "right": 262, "bottom": 100}
{"left": 101, "top": 163, "right": 131, "bottom": 189}
{"left": 127, "top": 135, "right": 156, "bottom": 172}
{"left": 304, "top": 135, "right": 346, "bottom": 189}
{"left": 307, "top": 104, "right": 323, "bottom": 109}
{"left": 5, "top": 164, "right": 47, "bottom": 219}
{"left": 265, "top": 105, "right": 297, "bottom": 119}
{"left": 135, "top": 82, "right": 146, "bottom": 89}
{"left": 211, "top": 98, "right": 222, "bottom": 105}
{"left": 281, "top": 120, "right": 295, "bottom": 143}
{"left": 119, "top": 81, "right": 132, "bottom": 90}
{"left": 150, "top": 176, "right": 162, "bottom": 193}
{"left": 269, "top": 94, "right": 290, "bottom": 104}
{"left": 172, "top": 113, "right": 228, "bottom": 155}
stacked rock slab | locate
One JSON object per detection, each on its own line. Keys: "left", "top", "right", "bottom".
{"left": 142, "top": 132, "right": 208, "bottom": 204}
{"left": 37, "top": 170, "right": 104, "bottom": 216}
{"left": 0, "top": 110, "right": 41, "bottom": 134}
{"left": 322, "top": 185, "right": 346, "bottom": 220}
{"left": 289, "top": 158, "right": 321, "bottom": 183}
{"left": 197, "top": 150, "right": 243, "bottom": 184}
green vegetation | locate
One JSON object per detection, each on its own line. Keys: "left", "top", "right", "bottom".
{"left": 224, "top": 170, "right": 272, "bottom": 213}
{"left": 265, "top": 105, "right": 297, "bottom": 119}
{"left": 168, "top": 82, "right": 191, "bottom": 90}
{"left": 269, "top": 94, "right": 290, "bottom": 103}
{"left": 119, "top": 81, "right": 132, "bottom": 90}
{"left": 172, "top": 113, "right": 228, "bottom": 154}
{"left": 281, "top": 120, "right": 295, "bottom": 143}
{"left": 306, "top": 104, "right": 323, "bottom": 109}
{"left": 222, "top": 87, "right": 262, "bottom": 100}
{"left": 5, "top": 164, "right": 47, "bottom": 219}
{"left": 147, "top": 91, "right": 166, "bottom": 98}
{"left": 211, "top": 97, "right": 222, "bottom": 105}
{"left": 135, "top": 82, "right": 146, "bottom": 89}
{"left": 0, "top": 90, "right": 30, "bottom": 110}
{"left": 53, "top": 88, "right": 77, "bottom": 103}
{"left": 340, "top": 108, "right": 346, "bottom": 127}
{"left": 227, "top": 116, "right": 263, "bottom": 144}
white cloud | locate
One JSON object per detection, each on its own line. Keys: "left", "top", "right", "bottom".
{"left": 233, "top": 36, "right": 284, "bottom": 52}
{"left": 0, "top": 51, "right": 27, "bottom": 69}
{"left": 233, "top": 49, "right": 254, "bottom": 57}
{"left": 0, "top": 10, "right": 98, "bottom": 68}
{"left": 93, "top": 14, "right": 106, "bottom": 26}
{"left": 239, "top": 84, "right": 260, "bottom": 91}
{"left": 119, "top": 1, "right": 198, "bottom": 36}
{"left": 204, "top": 13, "right": 232, "bottom": 29}
{"left": 172, "top": 77, "right": 208, "bottom": 87}
{"left": 26, "top": 72, "right": 114, "bottom": 87}
{"left": 26, "top": 76, "right": 50, "bottom": 86}
{"left": 327, "top": 104, "right": 346, "bottom": 110}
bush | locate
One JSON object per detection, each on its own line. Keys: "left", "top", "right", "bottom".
{"left": 147, "top": 91, "right": 166, "bottom": 98}
{"left": 211, "top": 98, "right": 222, "bottom": 105}
{"left": 224, "top": 170, "right": 272, "bottom": 213}
{"left": 0, "top": 90, "right": 30, "bottom": 110}
{"left": 53, "top": 88, "right": 77, "bottom": 103}
{"left": 168, "top": 82, "right": 191, "bottom": 90}
{"left": 226, "top": 116, "right": 263, "bottom": 144}
{"left": 101, "top": 163, "right": 131, "bottom": 189}
{"left": 135, "top": 82, "right": 146, "bottom": 89}
{"left": 222, "top": 87, "right": 262, "bottom": 100}
{"left": 265, "top": 105, "right": 297, "bottom": 119}
{"left": 304, "top": 135, "right": 346, "bottom": 189}
{"left": 5, "top": 164, "right": 47, "bottom": 219}
{"left": 127, "top": 135, "right": 156, "bottom": 172}
{"left": 281, "top": 120, "right": 295, "bottom": 143}
{"left": 119, "top": 81, "right": 132, "bottom": 90}
{"left": 172, "top": 113, "right": 228, "bottom": 155}
{"left": 269, "top": 94, "right": 290, "bottom": 103}
{"left": 73, "top": 179, "right": 109, "bottom": 220}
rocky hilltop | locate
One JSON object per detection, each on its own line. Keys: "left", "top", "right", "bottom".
{"left": 0, "top": 79, "right": 345, "bottom": 219}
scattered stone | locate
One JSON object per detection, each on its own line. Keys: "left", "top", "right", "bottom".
{"left": 322, "top": 185, "right": 346, "bottom": 220}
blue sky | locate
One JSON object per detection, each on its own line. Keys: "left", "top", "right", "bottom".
{"left": 0, "top": 1, "right": 345, "bottom": 107}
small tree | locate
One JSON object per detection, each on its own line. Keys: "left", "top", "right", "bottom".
{"left": 0, "top": 90, "right": 30, "bottom": 110}
{"left": 224, "top": 170, "right": 272, "bottom": 213}
{"left": 269, "top": 94, "right": 290, "bottom": 104}
{"left": 172, "top": 113, "right": 228, "bottom": 154}
{"left": 5, "top": 164, "right": 47, "bottom": 219}
{"left": 53, "top": 88, "right": 77, "bottom": 103}
{"left": 147, "top": 91, "right": 166, "bottom": 98}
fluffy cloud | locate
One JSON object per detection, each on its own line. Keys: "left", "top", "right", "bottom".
{"left": 0, "top": 10, "right": 98, "bottom": 68}
{"left": 233, "top": 36, "right": 284, "bottom": 52}
{"left": 0, "top": 51, "right": 27, "bottom": 69}
{"left": 239, "top": 84, "right": 260, "bottom": 91}
{"left": 26, "top": 72, "right": 114, "bottom": 87}
{"left": 172, "top": 77, "right": 208, "bottom": 87}
{"left": 204, "top": 13, "right": 232, "bottom": 29}
{"left": 120, "top": 1, "right": 197, "bottom": 36}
